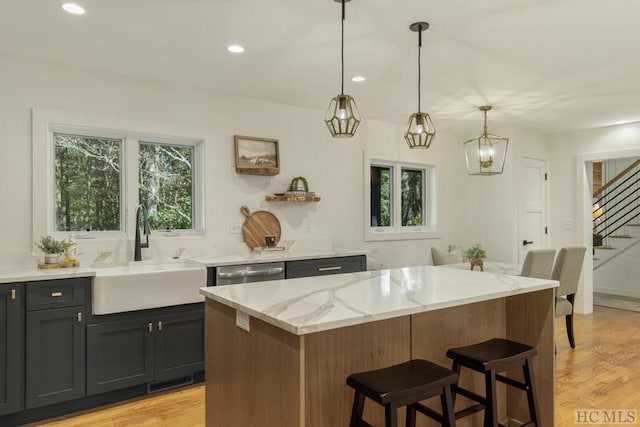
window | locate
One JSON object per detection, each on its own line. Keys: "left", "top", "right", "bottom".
{"left": 54, "top": 133, "right": 122, "bottom": 232}
{"left": 33, "top": 109, "right": 204, "bottom": 240}
{"left": 53, "top": 133, "right": 198, "bottom": 234}
{"left": 139, "top": 142, "right": 194, "bottom": 230}
{"left": 366, "top": 157, "right": 437, "bottom": 241}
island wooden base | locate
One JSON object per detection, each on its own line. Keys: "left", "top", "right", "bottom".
{"left": 205, "top": 288, "right": 554, "bottom": 426}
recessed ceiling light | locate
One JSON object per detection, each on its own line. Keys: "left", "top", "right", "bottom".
{"left": 352, "top": 76, "right": 366, "bottom": 83}
{"left": 227, "top": 45, "right": 245, "bottom": 53}
{"left": 62, "top": 3, "right": 85, "bottom": 15}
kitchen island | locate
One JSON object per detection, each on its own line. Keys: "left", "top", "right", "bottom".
{"left": 200, "top": 265, "right": 558, "bottom": 426}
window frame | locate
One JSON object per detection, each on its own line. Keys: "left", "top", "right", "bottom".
{"left": 32, "top": 109, "right": 206, "bottom": 243}
{"left": 364, "top": 153, "right": 439, "bottom": 242}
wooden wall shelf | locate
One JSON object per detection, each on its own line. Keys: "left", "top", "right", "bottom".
{"left": 266, "top": 195, "right": 321, "bottom": 202}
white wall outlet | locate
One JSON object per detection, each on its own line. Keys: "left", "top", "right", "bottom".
{"left": 230, "top": 221, "right": 243, "bottom": 234}
{"left": 236, "top": 310, "right": 250, "bottom": 332}
{"left": 303, "top": 219, "right": 311, "bottom": 233}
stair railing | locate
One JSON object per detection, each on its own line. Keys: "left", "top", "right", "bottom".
{"left": 593, "top": 160, "right": 640, "bottom": 246}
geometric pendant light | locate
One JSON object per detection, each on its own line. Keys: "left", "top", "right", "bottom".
{"left": 463, "top": 106, "right": 509, "bottom": 175}
{"left": 324, "top": 0, "right": 361, "bottom": 138}
{"left": 404, "top": 22, "right": 436, "bottom": 149}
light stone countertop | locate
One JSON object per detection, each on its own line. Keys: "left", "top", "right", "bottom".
{"left": 199, "top": 264, "right": 558, "bottom": 335}
{"left": 0, "top": 266, "right": 96, "bottom": 284}
{"left": 0, "top": 249, "right": 367, "bottom": 284}
{"left": 438, "top": 261, "right": 522, "bottom": 275}
{"left": 192, "top": 249, "right": 367, "bottom": 267}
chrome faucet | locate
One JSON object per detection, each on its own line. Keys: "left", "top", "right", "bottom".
{"left": 134, "top": 205, "right": 150, "bottom": 261}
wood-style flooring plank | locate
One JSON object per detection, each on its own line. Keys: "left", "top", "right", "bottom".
{"left": 33, "top": 305, "right": 639, "bottom": 426}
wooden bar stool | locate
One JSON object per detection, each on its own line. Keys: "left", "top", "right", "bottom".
{"left": 446, "top": 338, "right": 540, "bottom": 427}
{"left": 346, "top": 359, "right": 458, "bottom": 427}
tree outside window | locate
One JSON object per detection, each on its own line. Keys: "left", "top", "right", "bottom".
{"left": 54, "top": 133, "right": 196, "bottom": 233}
{"left": 370, "top": 162, "right": 429, "bottom": 230}
{"left": 139, "top": 142, "right": 194, "bottom": 230}
{"left": 54, "top": 133, "right": 121, "bottom": 232}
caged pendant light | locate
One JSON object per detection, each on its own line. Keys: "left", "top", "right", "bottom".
{"left": 324, "top": 0, "right": 361, "bottom": 138}
{"left": 404, "top": 22, "right": 435, "bottom": 149}
{"left": 463, "top": 106, "right": 509, "bottom": 175}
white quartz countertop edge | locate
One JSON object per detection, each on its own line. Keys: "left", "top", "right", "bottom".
{"left": 199, "top": 267, "right": 559, "bottom": 336}
{"left": 0, "top": 267, "right": 96, "bottom": 284}
{"left": 0, "top": 249, "right": 367, "bottom": 284}
{"left": 193, "top": 249, "right": 367, "bottom": 267}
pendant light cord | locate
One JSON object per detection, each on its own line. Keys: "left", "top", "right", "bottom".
{"left": 417, "top": 29, "right": 422, "bottom": 113}
{"left": 341, "top": 0, "right": 345, "bottom": 95}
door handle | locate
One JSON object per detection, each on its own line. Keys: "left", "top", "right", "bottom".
{"left": 522, "top": 240, "right": 534, "bottom": 246}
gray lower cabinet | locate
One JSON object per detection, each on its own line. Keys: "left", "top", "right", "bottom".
{"left": 25, "top": 305, "right": 86, "bottom": 409}
{"left": 87, "top": 309, "right": 204, "bottom": 395}
{"left": 154, "top": 310, "right": 205, "bottom": 382}
{"left": 0, "top": 284, "right": 24, "bottom": 416}
{"left": 285, "top": 255, "right": 367, "bottom": 279}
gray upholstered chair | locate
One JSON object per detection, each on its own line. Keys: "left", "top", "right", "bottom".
{"left": 519, "top": 249, "right": 556, "bottom": 279}
{"left": 552, "top": 246, "right": 587, "bottom": 349}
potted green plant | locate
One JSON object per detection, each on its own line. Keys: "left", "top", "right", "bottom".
{"left": 36, "top": 235, "right": 69, "bottom": 264}
{"left": 464, "top": 244, "right": 487, "bottom": 271}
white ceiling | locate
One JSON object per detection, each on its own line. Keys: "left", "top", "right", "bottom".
{"left": 3, "top": 0, "right": 640, "bottom": 135}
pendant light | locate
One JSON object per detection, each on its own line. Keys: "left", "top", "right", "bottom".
{"left": 404, "top": 22, "right": 435, "bottom": 149}
{"left": 324, "top": 0, "right": 360, "bottom": 138}
{"left": 463, "top": 106, "right": 509, "bottom": 175}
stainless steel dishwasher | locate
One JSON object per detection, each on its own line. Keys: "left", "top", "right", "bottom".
{"left": 215, "top": 262, "right": 285, "bottom": 285}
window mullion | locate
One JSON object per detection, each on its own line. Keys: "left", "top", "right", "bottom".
{"left": 393, "top": 165, "right": 402, "bottom": 229}
{"left": 125, "top": 137, "right": 140, "bottom": 237}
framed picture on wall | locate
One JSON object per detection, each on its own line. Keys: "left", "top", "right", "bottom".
{"left": 234, "top": 135, "right": 280, "bottom": 176}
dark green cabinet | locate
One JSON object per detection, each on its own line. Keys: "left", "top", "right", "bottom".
{"left": 24, "top": 278, "right": 87, "bottom": 409}
{"left": 87, "top": 317, "right": 154, "bottom": 395}
{"left": 87, "top": 309, "right": 204, "bottom": 395}
{"left": 154, "top": 310, "right": 205, "bottom": 381}
{"left": 285, "top": 255, "right": 367, "bottom": 279}
{"left": 0, "top": 284, "right": 24, "bottom": 416}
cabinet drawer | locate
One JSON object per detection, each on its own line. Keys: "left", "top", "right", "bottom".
{"left": 285, "top": 255, "right": 366, "bottom": 279}
{"left": 26, "top": 278, "right": 86, "bottom": 311}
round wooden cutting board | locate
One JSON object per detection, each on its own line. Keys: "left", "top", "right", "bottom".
{"left": 240, "top": 206, "right": 281, "bottom": 249}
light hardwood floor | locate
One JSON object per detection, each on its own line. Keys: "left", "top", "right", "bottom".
{"left": 33, "top": 305, "right": 639, "bottom": 426}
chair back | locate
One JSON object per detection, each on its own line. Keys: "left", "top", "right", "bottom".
{"left": 520, "top": 249, "right": 556, "bottom": 279}
{"left": 551, "top": 246, "right": 587, "bottom": 297}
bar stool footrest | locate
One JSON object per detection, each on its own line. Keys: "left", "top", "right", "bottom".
{"left": 454, "top": 403, "right": 486, "bottom": 419}
{"left": 495, "top": 373, "right": 528, "bottom": 391}
{"left": 452, "top": 385, "right": 487, "bottom": 406}
{"left": 409, "top": 402, "right": 445, "bottom": 423}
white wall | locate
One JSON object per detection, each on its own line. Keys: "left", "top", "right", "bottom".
{"left": 0, "top": 52, "right": 479, "bottom": 269}
{"left": 549, "top": 122, "right": 640, "bottom": 313}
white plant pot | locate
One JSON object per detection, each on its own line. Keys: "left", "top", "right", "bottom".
{"left": 44, "top": 253, "right": 60, "bottom": 264}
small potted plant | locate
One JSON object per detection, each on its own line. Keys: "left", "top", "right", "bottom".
{"left": 464, "top": 244, "right": 487, "bottom": 271}
{"left": 36, "top": 235, "right": 69, "bottom": 265}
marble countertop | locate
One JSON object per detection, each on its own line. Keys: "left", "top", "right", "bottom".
{"left": 0, "top": 249, "right": 367, "bottom": 284}
{"left": 193, "top": 249, "right": 367, "bottom": 267}
{"left": 438, "top": 261, "right": 522, "bottom": 276}
{"left": 0, "top": 266, "right": 96, "bottom": 284}
{"left": 200, "top": 264, "right": 558, "bottom": 335}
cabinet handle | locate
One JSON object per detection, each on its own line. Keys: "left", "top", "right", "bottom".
{"left": 158, "top": 321, "right": 163, "bottom": 331}
{"left": 318, "top": 266, "right": 342, "bottom": 272}
{"left": 11, "top": 289, "right": 15, "bottom": 300}
{"left": 77, "top": 312, "right": 82, "bottom": 322}
{"left": 51, "top": 291, "right": 63, "bottom": 297}
{"left": 148, "top": 322, "right": 153, "bottom": 332}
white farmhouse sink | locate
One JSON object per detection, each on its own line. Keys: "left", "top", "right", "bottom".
{"left": 92, "top": 260, "right": 207, "bottom": 315}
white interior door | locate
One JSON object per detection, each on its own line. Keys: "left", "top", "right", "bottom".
{"left": 519, "top": 158, "right": 548, "bottom": 263}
